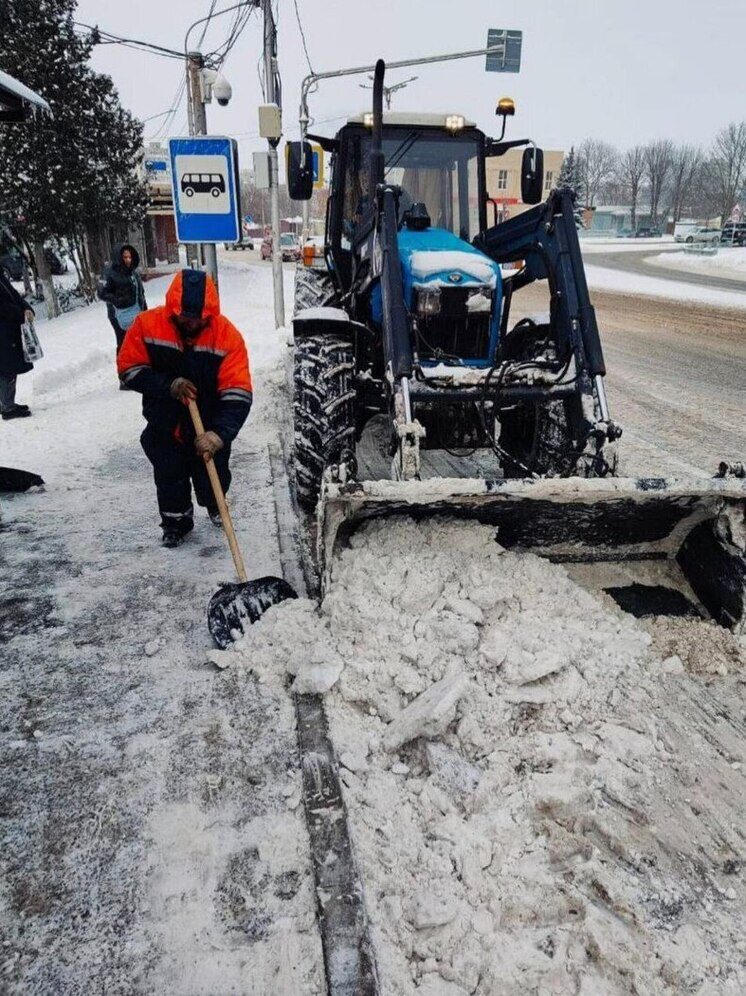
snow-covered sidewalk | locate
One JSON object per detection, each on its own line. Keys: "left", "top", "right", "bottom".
{"left": 0, "top": 264, "right": 325, "bottom": 994}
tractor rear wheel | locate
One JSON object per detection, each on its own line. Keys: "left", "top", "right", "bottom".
{"left": 293, "top": 334, "right": 356, "bottom": 512}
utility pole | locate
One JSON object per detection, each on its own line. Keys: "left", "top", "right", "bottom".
{"left": 186, "top": 50, "right": 219, "bottom": 290}
{"left": 262, "top": 0, "right": 285, "bottom": 328}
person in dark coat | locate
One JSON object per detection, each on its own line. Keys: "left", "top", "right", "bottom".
{"left": 0, "top": 268, "right": 34, "bottom": 420}
{"left": 98, "top": 261, "right": 125, "bottom": 348}
{"left": 99, "top": 243, "right": 147, "bottom": 351}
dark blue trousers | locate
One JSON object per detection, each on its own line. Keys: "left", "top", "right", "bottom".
{"left": 141, "top": 425, "right": 232, "bottom": 530}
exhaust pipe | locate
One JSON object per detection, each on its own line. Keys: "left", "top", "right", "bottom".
{"left": 369, "top": 59, "right": 385, "bottom": 194}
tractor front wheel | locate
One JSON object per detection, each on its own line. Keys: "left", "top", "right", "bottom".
{"left": 293, "top": 334, "right": 356, "bottom": 512}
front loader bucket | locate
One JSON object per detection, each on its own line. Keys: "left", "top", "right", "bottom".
{"left": 318, "top": 476, "right": 746, "bottom": 631}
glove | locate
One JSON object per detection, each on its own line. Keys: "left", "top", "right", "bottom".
{"left": 170, "top": 377, "right": 198, "bottom": 403}
{"left": 194, "top": 431, "right": 224, "bottom": 459}
{"left": 24, "top": 310, "right": 34, "bottom": 324}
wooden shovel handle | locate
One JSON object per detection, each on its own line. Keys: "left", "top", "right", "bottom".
{"left": 188, "top": 399, "right": 248, "bottom": 583}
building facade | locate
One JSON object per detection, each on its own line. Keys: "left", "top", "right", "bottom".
{"left": 485, "top": 148, "right": 565, "bottom": 223}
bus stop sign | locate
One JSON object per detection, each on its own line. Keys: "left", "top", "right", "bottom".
{"left": 168, "top": 136, "right": 241, "bottom": 243}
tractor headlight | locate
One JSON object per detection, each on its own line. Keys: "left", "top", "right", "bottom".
{"left": 445, "top": 114, "right": 465, "bottom": 132}
{"left": 416, "top": 287, "right": 441, "bottom": 315}
{"left": 363, "top": 112, "right": 375, "bottom": 128}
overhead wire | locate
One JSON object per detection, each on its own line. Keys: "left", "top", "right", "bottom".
{"left": 73, "top": 22, "right": 184, "bottom": 60}
{"left": 292, "top": 0, "right": 314, "bottom": 74}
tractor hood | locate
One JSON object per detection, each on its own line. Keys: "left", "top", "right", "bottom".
{"left": 370, "top": 225, "right": 503, "bottom": 367}
{"left": 397, "top": 226, "right": 502, "bottom": 305}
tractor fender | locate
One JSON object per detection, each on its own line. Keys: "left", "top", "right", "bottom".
{"left": 293, "top": 307, "right": 365, "bottom": 342}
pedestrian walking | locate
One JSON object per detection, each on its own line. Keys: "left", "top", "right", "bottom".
{"left": 117, "top": 269, "right": 253, "bottom": 548}
{"left": 99, "top": 243, "right": 147, "bottom": 351}
{"left": 0, "top": 267, "right": 35, "bottom": 420}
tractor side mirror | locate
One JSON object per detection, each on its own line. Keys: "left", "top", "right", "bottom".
{"left": 287, "top": 140, "right": 313, "bottom": 201}
{"left": 521, "top": 146, "right": 544, "bottom": 205}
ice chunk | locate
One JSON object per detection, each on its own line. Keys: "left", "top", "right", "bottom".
{"left": 383, "top": 672, "right": 470, "bottom": 750}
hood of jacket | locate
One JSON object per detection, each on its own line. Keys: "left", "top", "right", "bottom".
{"left": 164, "top": 269, "right": 220, "bottom": 321}
{"left": 112, "top": 242, "right": 140, "bottom": 272}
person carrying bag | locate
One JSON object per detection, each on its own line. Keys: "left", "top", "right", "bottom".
{"left": 0, "top": 266, "right": 36, "bottom": 421}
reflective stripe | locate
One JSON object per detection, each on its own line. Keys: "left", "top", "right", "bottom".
{"left": 144, "top": 337, "right": 182, "bottom": 350}
{"left": 193, "top": 345, "right": 228, "bottom": 357}
{"left": 219, "top": 388, "right": 253, "bottom": 403}
{"left": 162, "top": 506, "right": 194, "bottom": 520}
{"left": 121, "top": 364, "right": 149, "bottom": 382}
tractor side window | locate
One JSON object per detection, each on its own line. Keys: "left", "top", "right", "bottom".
{"left": 342, "top": 136, "right": 369, "bottom": 248}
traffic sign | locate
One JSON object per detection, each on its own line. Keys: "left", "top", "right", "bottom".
{"left": 285, "top": 142, "right": 324, "bottom": 189}
{"left": 485, "top": 29, "right": 522, "bottom": 73}
{"left": 168, "top": 136, "right": 241, "bottom": 244}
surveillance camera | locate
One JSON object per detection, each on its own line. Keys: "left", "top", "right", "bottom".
{"left": 213, "top": 75, "right": 232, "bottom": 107}
{"left": 200, "top": 68, "right": 232, "bottom": 107}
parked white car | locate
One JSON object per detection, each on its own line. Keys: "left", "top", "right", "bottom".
{"left": 675, "top": 226, "right": 721, "bottom": 245}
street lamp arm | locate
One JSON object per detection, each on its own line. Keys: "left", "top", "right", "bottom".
{"left": 299, "top": 45, "right": 507, "bottom": 136}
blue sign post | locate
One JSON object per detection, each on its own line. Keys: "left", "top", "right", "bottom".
{"left": 168, "top": 136, "right": 242, "bottom": 244}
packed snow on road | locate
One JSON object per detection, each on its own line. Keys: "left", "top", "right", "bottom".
{"left": 220, "top": 515, "right": 746, "bottom": 995}
{"left": 1, "top": 260, "right": 745, "bottom": 995}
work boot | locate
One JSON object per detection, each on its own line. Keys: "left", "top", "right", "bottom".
{"left": 206, "top": 505, "right": 223, "bottom": 528}
{"left": 2, "top": 405, "right": 31, "bottom": 420}
{"left": 161, "top": 519, "right": 194, "bottom": 548}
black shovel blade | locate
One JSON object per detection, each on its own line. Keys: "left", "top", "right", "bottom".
{"left": 207, "top": 576, "right": 298, "bottom": 649}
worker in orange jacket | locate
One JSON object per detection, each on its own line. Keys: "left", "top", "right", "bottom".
{"left": 117, "top": 269, "right": 253, "bottom": 547}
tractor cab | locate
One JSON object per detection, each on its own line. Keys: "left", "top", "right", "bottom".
{"left": 322, "top": 114, "right": 502, "bottom": 370}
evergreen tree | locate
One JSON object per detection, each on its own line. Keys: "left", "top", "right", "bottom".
{"left": 557, "top": 146, "right": 585, "bottom": 229}
{"left": 0, "top": 0, "right": 147, "bottom": 315}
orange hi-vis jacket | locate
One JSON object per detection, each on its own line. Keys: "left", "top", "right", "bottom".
{"left": 117, "top": 270, "right": 252, "bottom": 444}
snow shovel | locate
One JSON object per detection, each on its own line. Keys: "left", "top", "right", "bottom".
{"left": 188, "top": 400, "right": 297, "bottom": 648}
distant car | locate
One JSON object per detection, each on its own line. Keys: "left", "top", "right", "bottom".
{"left": 720, "top": 223, "right": 746, "bottom": 246}
{"left": 616, "top": 228, "right": 634, "bottom": 238}
{"left": 0, "top": 247, "right": 24, "bottom": 281}
{"left": 46, "top": 248, "right": 68, "bottom": 274}
{"left": 683, "top": 226, "right": 721, "bottom": 245}
{"left": 0, "top": 245, "right": 66, "bottom": 280}
{"left": 634, "top": 226, "right": 662, "bottom": 238}
{"left": 224, "top": 236, "right": 254, "bottom": 251}
{"left": 261, "top": 232, "right": 301, "bottom": 262}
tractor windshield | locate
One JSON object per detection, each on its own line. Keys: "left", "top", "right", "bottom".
{"left": 341, "top": 128, "right": 482, "bottom": 243}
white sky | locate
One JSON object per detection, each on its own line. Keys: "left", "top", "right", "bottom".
{"left": 76, "top": 0, "right": 746, "bottom": 164}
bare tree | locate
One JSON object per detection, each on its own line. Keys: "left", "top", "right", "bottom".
{"left": 644, "top": 140, "right": 674, "bottom": 225}
{"left": 668, "top": 144, "right": 704, "bottom": 222}
{"left": 618, "top": 145, "right": 646, "bottom": 228}
{"left": 577, "top": 139, "right": 618, "bottom": 208}
{"left": 705, "top": 122, "right": 746, "bottom": 222}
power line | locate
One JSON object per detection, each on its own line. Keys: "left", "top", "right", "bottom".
{"left": 207, "top": 4, "right": 255, "bottom": 67}
{"left": 196, "top": 0, "right": 219, "bottom": 48}
{"left": 73, "top": 22, "right": 184, "bottom": 61}
{"left": 292, "top": 0, "right": 314, "bottom": 75}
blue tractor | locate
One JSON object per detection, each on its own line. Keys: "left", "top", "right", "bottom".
{"left": 288, "top": 61, "right": 746, "bottom": 631}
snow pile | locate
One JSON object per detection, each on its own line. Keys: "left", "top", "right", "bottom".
{"left": 230, "top": 517, "right": 745, "bottom": 994}
{"left": 583, "top": 262, "right": 746, "bottom": 309}
{"left": 649, "top": 246, "right": 746, "bottom": 279}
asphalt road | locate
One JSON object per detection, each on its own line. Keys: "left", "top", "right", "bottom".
{"left": 519, "top": 283, "right": 745, "bottom": 477}
{"left": 586, "top": 246, "right": 746, "bottom": 295}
